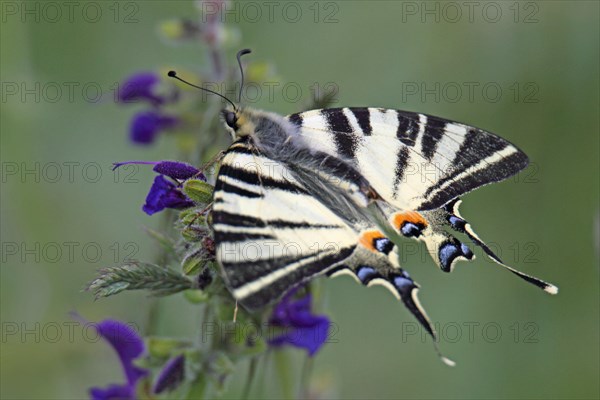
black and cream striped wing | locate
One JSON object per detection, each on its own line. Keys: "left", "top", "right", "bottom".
{"left": 287, "top": 108, "right": 528, "bottom": 211}
{"left": 212, "top": 139, "right": 447, "bottom": 345}
{"left": 212, "top": 139, "right": 358, "bottom": 309}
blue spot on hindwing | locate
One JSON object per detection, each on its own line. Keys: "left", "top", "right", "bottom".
{"left": 393, "top": 275, "right": 414, "bottom": 293}
{"left": 401, "top": 222, "right": 423, "bottom": 237}
{"left": 461, "top": 243, "right": 473, "bottom": 259}
{"left": 357, "top": 266, "right": 378, "bottom": 283}
{"left": 439, "top": 240, "right": 474, "bottom": 272}
{"left": 439, "top": 242, "right": 461, "bottom": 272}
{"left": 448, "top": 216, "right": 466, "bottom": 231}
{"left": 374, "top": 237, "right": 394, "bottom": 254}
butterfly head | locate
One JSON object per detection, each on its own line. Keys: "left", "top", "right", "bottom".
{"left": 221, "top": 106, "right": 265, "bottom": 140}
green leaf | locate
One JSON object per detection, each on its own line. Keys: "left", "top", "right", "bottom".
{"left": 181, "top": 226, "right": 203, "bottom": 243}
{"left": 179, "top": 208, "right": 205, "bottom": 226}
{"left": 87, "top": 262, "right": 193, "bottom": 299}
{"left": 183, "top": 179, "right": 214, "bottom": 205}
{"left": 181, "top": 248, "right": 207, "bottom": 275}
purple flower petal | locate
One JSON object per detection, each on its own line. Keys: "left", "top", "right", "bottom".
{"left": 129, "top": 112, "right": 160, "bottom": 144}
{"left": 118, "top": 72, "right": 163, "bottom": 106}
{"left": 89, "top": 383, "right": 133, "bottom": 400}
{"left": 269, "top": 318, "right": 329, "bottom": 357}
{"left": 268, "top": 291, "right": 331, "bottom": 356}
{"left": 112, "top": 160, "right": 203, "bottom": 181}
{"left": 94, "top": 320, "right": 148, "bottom": 385}
{"left": 87, "top": 319, "right": 149, "bottom": 400}
{"left": 152, "top": 161, "right": 203, "bottom": 181}
{"left": 142, "top": 175, "right": 194, "bottom": 215}
{"left": 129, "top": 112, "right": 179, "bottom": 145}
{"left": 153, "top": 355, "right": 185, "bottom": 394}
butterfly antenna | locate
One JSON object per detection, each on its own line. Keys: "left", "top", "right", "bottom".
{"left": 167, "top": 70, "right": 237, "bottom": 110}
{"left": 236, "top": 48, "right": 252, "bottom": 103}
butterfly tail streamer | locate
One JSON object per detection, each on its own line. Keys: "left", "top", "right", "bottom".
{"left": 327, "top": 252, "right": 455, "bottom": 366}
{"left": 444, "top": 199, "right": 558, "bottom": 295}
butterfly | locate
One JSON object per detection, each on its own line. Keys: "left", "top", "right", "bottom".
{"left": 170, "top": 50, "right": 557, "bottom": 364}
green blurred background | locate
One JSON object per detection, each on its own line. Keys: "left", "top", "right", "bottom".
{"left": 1, "top": 1, "right": 598, "bottom": 398}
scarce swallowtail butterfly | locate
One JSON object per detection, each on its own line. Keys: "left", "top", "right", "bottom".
{"left": 169, "top": 50, "right": 557, "bottom": 365}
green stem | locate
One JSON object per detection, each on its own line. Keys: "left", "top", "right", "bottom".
{"left": 274, "top": 350, "right": 294, "bottom": 399}
{"left": 241, "top": 357, "right": 259, "bottom": 400}
{"left": 299, "top": 356, "right": 314, "bottom": 399}
{"left": 185, "top": 374, "right": 208, "bottom": 400}
{"left": 144, "top": 210, "right": 175, "bottom": 334}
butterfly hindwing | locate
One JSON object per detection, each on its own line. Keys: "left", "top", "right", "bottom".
{"left": 212, "top": 138, "right": 445, "bottom": 343}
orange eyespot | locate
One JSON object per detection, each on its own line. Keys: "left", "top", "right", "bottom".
{"left": 359, "top": 229, "right": 386, "bottom": 252}
{"left": 392, "top": 211, "right": 428, "bottom": 230}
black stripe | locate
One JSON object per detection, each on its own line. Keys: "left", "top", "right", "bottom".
{"left": 421, "top": 118, "right": 446, "bottom": 161}
{"left": 418, "top": 151, "right": 528, "bottom": 210}
{"left": 350, "top": 107, "right": 372, "bottom": 135}
{"left": 213, "top": 211, "right": 266, "bottom": 227}
{"left": 287, "top": 113, "right": 303, "bottom": 128}
{"left": 223, "top": 245, "right": 355, "bottom": 285}
{"left": 325, "top": 264, "right": 350, "bottom": 277}
{"left": 291, "top": 147, "right": 371, "bottom": 195}
{"left": 214, "top": 211, "right": 343, "bottom": 230}
{"left": 268, "top": 221, "right": 342, "bottom": 229}
{"left": 234, "top": 246, "right": 356, "bottom": 309}
{"left": 396, "top": 111, "right": 419, "bottom": 146}
{"left": 226, "top": 144, "right": 255, "bottom": 156}
{"left": 322, "top": 108, "right": 358, "bottom": 160}
{"left": 323, "top": 108, "right": 353, "bottom": 133}
{"left": 216, "top": 180, "right": 263, "bottom": 199}
{"left": 392, "top": 147, "right": 411, "bottom": 198}
{"left": 422, "top": 128, "right": 514, "bottom": 199}
{"left": 218, "top": 164, "right": 308, "bottom": 195}
{"left": 214, "top": 231, "right": 274, "bottom": 243}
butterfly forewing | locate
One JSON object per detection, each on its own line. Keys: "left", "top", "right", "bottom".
{"left": 212, "top": 139, "right": 358, "bottom": 309}
{"left": 287, "top": 107, "right": 529, "bottom": 211}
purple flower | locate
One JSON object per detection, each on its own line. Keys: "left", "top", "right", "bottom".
{"left": 129, "top": 111, "right": 178, "bottom": 145}
{"left": 88, "top": 319, "right": 148, "bottom": 400}
{"left": 118, "top": 72, "right": 163, "bottom": 106}
{"left": 112, "top": 160, "right": 203, "bottom": 181}
{"left": 143, "top": 175, "right": 195, "bottom": 215}
{"left": 268, "top": 290, "right": 331, "bottom": 357}
{"left": 153, "top": 355, "right": 185, "bottom": 394}
{"left": 113, "top": 160, "right": 203, "bottom": 216}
